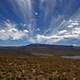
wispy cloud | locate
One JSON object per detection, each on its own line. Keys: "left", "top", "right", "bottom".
{"left": 0, "top": 0, "right": 80, "bottom": 46}
{"left": 32, "top": 20, "right": 80, "bottom": 44}
{"left": 0, "top": 20, "right": 28, "bottom": 40}
{"left": 9, "top": 0, "right": 34, "bottom": 23}
{"left": 0, "top": 19, "right": 80, "bottom": 45}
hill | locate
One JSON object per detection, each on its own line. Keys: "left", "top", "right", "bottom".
{"left": 0, "top": 44, "right": 80, "bottom": 56}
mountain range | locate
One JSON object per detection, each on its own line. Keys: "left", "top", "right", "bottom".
{"left": 0, "top": 44, "right": 80, "bottom": 56}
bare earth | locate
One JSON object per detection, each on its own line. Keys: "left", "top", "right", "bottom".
{"left": 0, "top": 56, "right": 80, "bottom": 80}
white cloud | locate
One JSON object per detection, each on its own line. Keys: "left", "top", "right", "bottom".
{"left": 58, "top": 30, "right": 67, "bottom": 34}
{"left": 23, "top": 30, "right": 29, "bottom": 33}
{"left": 67, "top": 21, "right": 79, "bottom": 28}
{"left": 9, "top": 0, "right": 34, "bottom": 23}
{"left": 0, "top": 30, "right": 9, "bottom": 40}
{"left": 0, "top": 19, "right": 80, "bottom": 45}
{"left": 0, "top": 30, "right": 5, "bottom": 33}
{"left": 53, "top": 21, "right": 80, "bottom": 40}
{"left": 33, "top": 20, "right": 80, "bottom": 44}
{"left": 0, "top": 20, "right": 28, "bottom": 40}
{"left": 67, "top": 25, "right": 74, "bottom": 28}
{"left": 35, "top": 34, "right": 63, "bottom": 43}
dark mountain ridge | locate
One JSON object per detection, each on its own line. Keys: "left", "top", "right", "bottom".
{"left": 0, "top": 44, "right": 80, "bottom": 56}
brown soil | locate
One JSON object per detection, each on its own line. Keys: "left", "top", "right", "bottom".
{"left": 0, "top": 56, "right": 80, "bottom": 80}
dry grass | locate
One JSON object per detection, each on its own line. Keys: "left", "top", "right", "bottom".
{"left": 0, "top": 56, "right": 80, "bottom": 80}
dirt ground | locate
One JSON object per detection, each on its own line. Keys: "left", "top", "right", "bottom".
{"left": 0, "top": 56, "right": 80, "bottom": 80}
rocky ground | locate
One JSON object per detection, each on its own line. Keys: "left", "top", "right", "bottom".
{"left": 0, "top": 56, "right": 80, "bottom": 80}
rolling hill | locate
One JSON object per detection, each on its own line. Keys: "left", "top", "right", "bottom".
{"left": 0, "top": 44, "right": 80, "bottom": 56}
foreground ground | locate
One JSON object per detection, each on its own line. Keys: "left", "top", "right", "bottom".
{"left": 0, "top": 56, "right": 80, "bottom": 80}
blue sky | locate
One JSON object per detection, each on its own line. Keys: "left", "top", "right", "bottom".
{"left": 0, "top": 0, "right": 80, "bottom": 46}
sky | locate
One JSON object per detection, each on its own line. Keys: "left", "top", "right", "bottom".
{"left": 0, "top": 0, "right": 80, "bottom": 46}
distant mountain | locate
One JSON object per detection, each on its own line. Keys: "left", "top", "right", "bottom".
{"left": 0, "top": 44, "right": 80, "bottom": 56}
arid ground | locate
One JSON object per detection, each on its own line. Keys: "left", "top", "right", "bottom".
{"left": 0, "top": 56, "right": 80, "bottom": 80}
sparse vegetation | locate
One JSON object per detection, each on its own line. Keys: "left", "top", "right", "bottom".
{"left": 0, "top": 56, "right": 80, "bottom": 80}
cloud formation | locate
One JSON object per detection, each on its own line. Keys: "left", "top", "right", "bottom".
{"left": 0, "top": 19, "right": 80, "bottom": 45}
{"left": 0, "top": 0, "right": 80, "bottom": 46}
{"left": 0, "top": 20, "right": 28, "bottom": 40}
{"left": 33, "top": 20, "right": 80, "bottom": 44}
